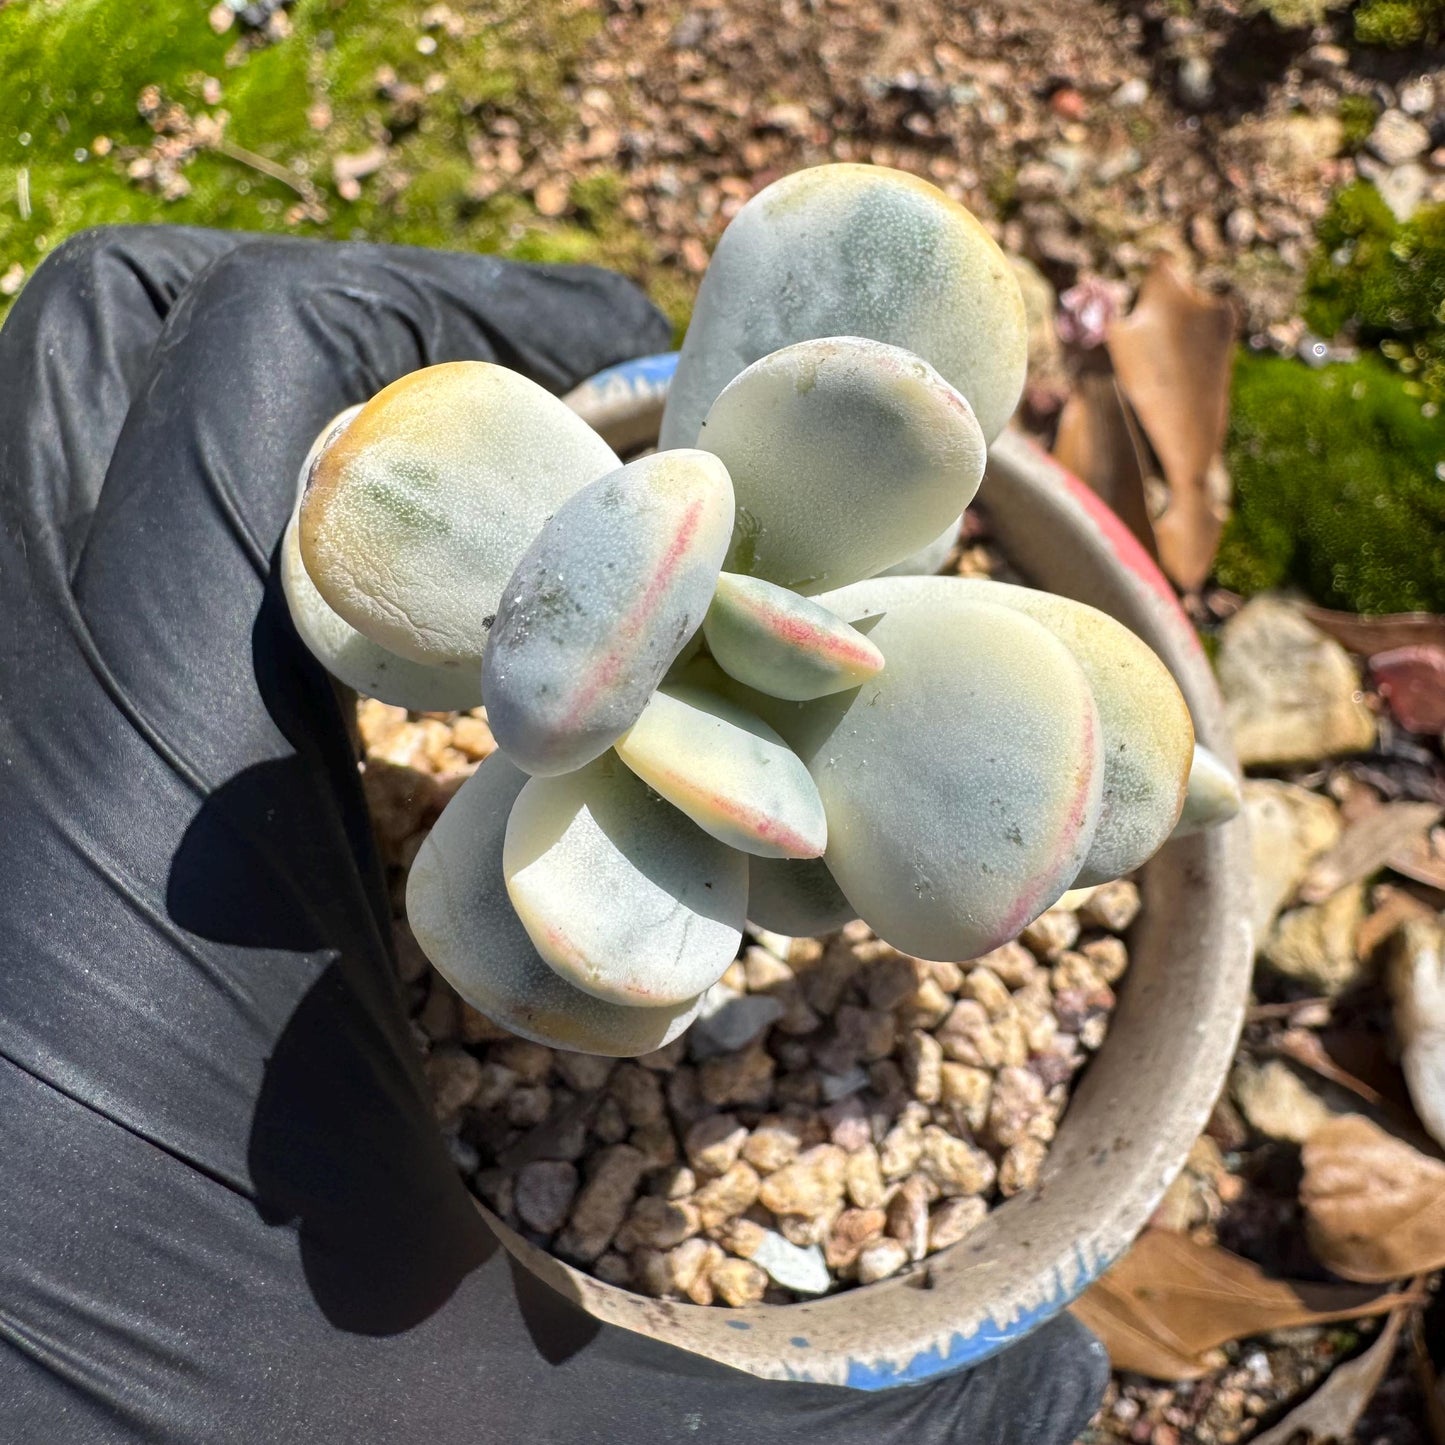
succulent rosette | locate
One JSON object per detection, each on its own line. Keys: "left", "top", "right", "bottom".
{"left": 283, "top": 162, "right": 1239, "bottom": 1057}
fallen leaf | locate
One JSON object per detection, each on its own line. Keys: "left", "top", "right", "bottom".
{"left": 1371, "top": 645, "right": 1445, "bottom": 735}
{"left": 1298, "top": 801, "right": 1444, "bottom": 904}
{"left": 1275, "top": 1028, "right": 1386, "bottom": 1108}
{"left": 1069, "top": 1228, "right": 1413, "bottom": 1380}
{"left": 1250, "top": 1300, "right": 1411, "bottom": 1445}
{"left": 1107, "top": 258, "right": 1235, "bottom": 592}
{"left": 1357, "top": 882, "right": 1438, "bottom": 958}
{"left": 1346, "top": 761, "right": 1445, "bottom": 811}
{"left": 1304, "top": 607, "right": 1445, "bottom": 656}
{"left": 1051, "top": 369, "right": 1159, "bottom": 561}
{"left": 1390, "top": 825, "right": 1445, "bottom": 892}
{"left": 1329, "top": 769, "right": 1384, "bottom": 825}
{"left": 1248, "top": 998, "right": 1333, "bottom": 1024}
{"left": 1302, "top": 1115, "right": 1445, "bottom": 1281}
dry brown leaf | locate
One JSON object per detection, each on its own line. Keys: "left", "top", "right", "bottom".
{"left": 1298, "top": 802, "right": 1444, "bottom": 904}
{"left": 1251, "top": 1302, "right": 1410, "bottom": 1445}
{"left": 1275, "top": 1028, "right": 1387, "bottom": 1108}
{"left": 1303, "top": 1115, "right": 1445, "bottom": 1281}
{"left": 1390, "top": 826, "right": 1445, "bottom": 892}
{"left": 1247, "top": 998, "right": 1333, "bottom": 1023}
{"left": 1069, "top": 1228, "right": 1412, "bottom": 1380}
{"left": 1107, "top": 258, "right": 1235, "bottom": 592}
{"left": 1358, "top": 883, "right": 1439, "bottom": 958}
{"left": 1051, "top": 370, "right": 1159, "bottom": 561}
{"left": 1303, "top": 607, "right": 1445, "bottom": 656}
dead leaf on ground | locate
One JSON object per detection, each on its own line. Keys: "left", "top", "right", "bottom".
{"left": 1303, "top": 607, "right": 1445, "bottom": 656}
{"left": 1298, "top": 801, "right": 1444, "bottom": 904}
{"left": 1051, "top": 369, "right": 1160, "bottom": 561}
{"left": 1358, "top": 883, "right": 1440, "bottom": 958}
{"left": 1274, "top": 1028, "right": 1386, "bottom": 1108}
{"left": 1390, "top": 826, "right": 1445, "bottom": 892}
{"left": 1069, "top": 1228, "right": 1414, "bottom": 1380}
{"left": 1371, "top": 645, "right": 1445, "bottom": 736}
{"left": 1247, "top": 998, "right": 1333, "bottom": 1024}
{"left": 1250, "top": 1298, "right": 1413, "bottom": 1445}
{"left": 1107, "top": 257, "right": 1234, "bottom": 592}
{"left": 1302, "top": 1115, "right": 1445, "bottom": 1282}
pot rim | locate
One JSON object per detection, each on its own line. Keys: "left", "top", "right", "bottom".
{"left": 478, "top": 354, "right": 1254, "bottom": 1390}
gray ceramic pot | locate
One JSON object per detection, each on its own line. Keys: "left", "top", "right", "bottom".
{"left": 475, "top": 357, "right": 1254, "bottom": 1391}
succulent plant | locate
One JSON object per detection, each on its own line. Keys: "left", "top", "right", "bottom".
{"left": 284, "top": 162, "right": 1241, "bottom": 1057}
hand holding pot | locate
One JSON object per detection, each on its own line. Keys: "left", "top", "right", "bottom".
{"left": 0, "top": 226, "right": 1106, "bottom": 1442}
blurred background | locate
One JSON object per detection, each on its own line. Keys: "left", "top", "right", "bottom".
{"left": 4, "top": 2, "right": 1445, "bottom": 1441}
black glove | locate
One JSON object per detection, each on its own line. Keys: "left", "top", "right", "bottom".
{"left": 0, "top": 225, "right": 1108, "bottom": 1443}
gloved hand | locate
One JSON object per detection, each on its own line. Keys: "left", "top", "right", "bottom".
{"left": 0, "top": 225, "right": 1108, "bottom": 1444}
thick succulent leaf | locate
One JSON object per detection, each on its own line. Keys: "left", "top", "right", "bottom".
{"left": 282, "top": 406, "right": 484, "bottom": 709}
{"left": 483, "top": 451, "right": 734, "bottom": 776}
{"left": 1172, "top": 744, "right": 1242, "bottom": 838}
{"left": 659, "top": 163, "right": 1028, "bottom": 449}
{"left": 703, "top": 572, "right": 884, "bottom": 701}
{"left": 876, "top": 516, "right": 960, "bottom": 578}
{"left": 613, "top": 685, "right": 827, "bottom": 860}
{"left": 282, "top": 517, "right": 485, "bottom": 711}
{"left": 300, "top": 361, "right": 619, "bottom": 667}
{"left": 770, "top": 593, "right": 1104, "bottom": 961}
{"left": 406, "top": 753, "right": 702, "bottom": 1057}
{"left": 821, "top": 575, "right": 1195, "bottom": 886}
{"left": 698, "top": 337, "right": 986, "bottom": 594}
{"left": 747, "top": 855, "right": 857, "bottom": 937}
{"left": 503, "top": 754, "right": 746, "bottom": 1007}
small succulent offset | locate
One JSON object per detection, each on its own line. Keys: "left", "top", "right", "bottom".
{"left": 284, "top": 163, "right": 1240, "bottom": 1057}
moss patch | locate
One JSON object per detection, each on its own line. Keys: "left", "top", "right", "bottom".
{"left": 1335, "top": 95, "right": 1380, "bottom": 156}
{"left": 1304, "top": 181, "right": 1445, "bottom": 404}
{"left": 0, "top": 0, "right": 668, "bottom": 322}
{"left": 1217, "top": 350, "right": 1445, "bottom": 613}
{"left": 1352, "top": 0, "right": 1445, "bottom": 45}
{"left": 1306, "top": 184, "right": 1445, "bottom": 401}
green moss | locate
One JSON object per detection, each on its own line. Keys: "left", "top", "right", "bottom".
{"left": 1217, "top": 351, "right": 1445, "bottom": 613}
{"left": 983, "top": 164, "right": 1020, "bottom": 222}
{"left": 1352, "top": 0, "right": 1445, "bottom": 44}
{"left": 1335, "top": 95, "right": 1380, "bottom": 156}
{"left": 569, "top": 170, "right": 623, "bottom": 225}
{"left": 0, "top": 0, "right": 685, "bottom": 327}
{"left": 1248, "top": 0, "right": 1350, "bottom": 28}
{"left": 1304, "top": 181, "right": 1445, "bottom": 403}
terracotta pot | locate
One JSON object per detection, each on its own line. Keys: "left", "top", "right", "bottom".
{"left": 476, "top": 356, "right": 1253, "bottom": 1390}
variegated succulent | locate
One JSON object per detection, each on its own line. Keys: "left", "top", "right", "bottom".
{"left": 283, "top": 162, "right": 1240, "bottom": 1057}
